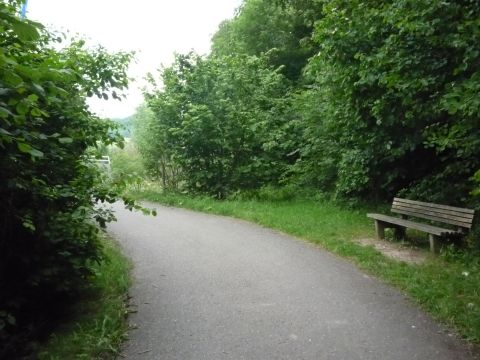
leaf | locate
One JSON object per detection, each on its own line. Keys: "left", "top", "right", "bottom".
{"left": 27, "top": 19, "right": 45, "bottom": 31}
{"left": 0, "top": 128, "right": 12, "bottom": 136}
{"left": 4, "top": 71, "right": 23, "bottom": 87}
{"left": 31, "top": 107, "right": 43, "bottom": 117}
{"left": 59, "top": 137, "right": 73, "bottom": 144}
{"left": 12, "top": 20, "right": 40, "bottom": 42}
{"left": 6, "top": 314, "right": 16, "bottom": 326}
{"left": 27, "top": 94, "right": 39, "bottom": 102}
{"left": 29, "top": 148, "right": 44, "bottom": 158}
{"left": 17, "top": 142, "right": 32, "bottom": 153}
{"left": 0, "top": 106, "right": 13, "bottom": 119}
{"left": 17, "top": 142, "right": 44, "bottom": 157}
{"left": 15, "top": 101, "right": 29, "bottom": 115}
{"left": 32, "top": 83, "right": 46, "bottom": 97}
{"left": 22, "top": 220, "right": 35, "bottom": 231}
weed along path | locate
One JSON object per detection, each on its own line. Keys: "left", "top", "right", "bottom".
{"left": 107, "top": 202, "right": 476, "bottom": 360}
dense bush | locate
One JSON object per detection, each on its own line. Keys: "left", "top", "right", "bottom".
{"left": 299, "top": 0, "right": 480, "bottom": 205}
{"left": 0, "top": 1, "right": 134, "bottom": 355}
{"left": 110, "top": 142, "right": 145, "bottom": 179}
{"left": 135, "top": 0, "right": 480, "bottom": 211}
{"left": 142, "top": 53, "right": 300, "bottom": 198}
{"left": 132, "top": 103, "right": 182, "bottom": 190}
{"left": 211, "top": 0, "right": 321, "bottom": 81}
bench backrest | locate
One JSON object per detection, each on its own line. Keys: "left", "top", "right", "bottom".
{"left": 391, "top": 198, "right": 475, "bottom": 230}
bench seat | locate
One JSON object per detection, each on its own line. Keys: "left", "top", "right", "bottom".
{"left": 366, "top": 198, "right": 474, "bottom": 253}
{"left": 367, "top": 213, "right": 459, "bottom": 237}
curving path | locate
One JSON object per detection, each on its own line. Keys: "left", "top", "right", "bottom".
{"left": 107, "top": 202, "right": 477, "bottom": 360}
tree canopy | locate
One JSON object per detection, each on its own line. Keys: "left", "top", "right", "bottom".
{"left": 142, "top": 53, "right": 299, "bottom": 198}
{"left": 211, "top": 0, "right": 320, "bottom": 81}
{"left": 300, "top": 0, "right": 480, "bottom": 203}
{"left": 136, "top": 0, "right": 480, "bottom": 210}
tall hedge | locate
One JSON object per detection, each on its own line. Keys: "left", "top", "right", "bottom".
{"left": 299, "top": 0, "right": 480, "bottom": 204}
{"left": 0, "top": 1, "right": 133, "bottom": 355}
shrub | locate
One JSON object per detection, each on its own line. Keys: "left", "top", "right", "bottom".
{"left": 0, "top": 2, "right": 134, "bottom": 356}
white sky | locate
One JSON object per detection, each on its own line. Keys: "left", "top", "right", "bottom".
{"left": 27, "top": 0, "right": 242, "bottom": 119}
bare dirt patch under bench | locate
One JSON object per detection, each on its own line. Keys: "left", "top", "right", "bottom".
{"left": 355, "top": 238, "right": 427, "bottom": 264}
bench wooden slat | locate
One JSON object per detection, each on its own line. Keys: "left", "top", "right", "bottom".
{"left": 368, "top": 198, "right": 474, "bottom": 253}
{"left": 392, "top": 204, "right": 474, "bottom": 228}
{"left": 393, "top": 197, "right": 474, "bottom": 215}
{"left": 392, "top": 208, "right": 473, "bottom": 229}
{"left": 367, "top": 213, "right": 458, "bottom": 236}
{"left": 392, "top": 200, "right": 474, "bottom": 220}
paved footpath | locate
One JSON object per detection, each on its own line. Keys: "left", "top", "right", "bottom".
{"left": 107, "top": 203, "right": 478, "bottom": 360}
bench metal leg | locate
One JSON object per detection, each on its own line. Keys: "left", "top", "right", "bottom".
{"left": 374, "top": 220, "right": 386, "bottom": 240}
{"left": 429, "top": 234, "right": 440, "bottom": 254}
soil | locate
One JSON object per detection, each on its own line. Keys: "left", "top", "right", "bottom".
{"left": 355, "top": 238, "right": 428, "bottom": 264}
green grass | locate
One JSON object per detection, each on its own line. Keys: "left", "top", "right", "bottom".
{"left": 37, "top": 235, "right": 131, "bottom": 360}
{"left": 131, "top": 189, "right": 480, "bottom": 344}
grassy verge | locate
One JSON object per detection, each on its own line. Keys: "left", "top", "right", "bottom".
{"left": 131, "top": 189, "right": 480, "bottom": 344}
{"left": 37, "top": 234, "right": 131, "bottom": 360}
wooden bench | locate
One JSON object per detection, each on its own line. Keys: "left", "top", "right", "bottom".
{"left": 367, "top": 198, "right": 475, "bottom": 253}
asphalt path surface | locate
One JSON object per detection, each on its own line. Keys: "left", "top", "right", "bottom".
{"left": 107, "top": 203, "right": 478, "bottom": 360}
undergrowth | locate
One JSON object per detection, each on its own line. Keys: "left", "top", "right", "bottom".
{"left": 37, "top": 235, "right": 131, "bottom": 360}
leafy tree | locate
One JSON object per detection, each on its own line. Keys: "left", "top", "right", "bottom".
{"left": 298, "top": 0, "right": 480, "bottom": 204}
{"left": 142, "top": 53, "right": 299, "bottom": 197}
{"left": 0, "top": 1, "right": 137, "bottom": 355}
{"left": 211, "top": 0, "right": 320, "bottom": 81}
{"left": 132, "top": 103, "right": 181, "bottom": 189}
{"left": 110, "top": 142, "right": 145, "bottom": 179}
{"left": 136, "top": 0, "right": 480, "bottom": 214}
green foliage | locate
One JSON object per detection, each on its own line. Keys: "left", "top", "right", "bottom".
{"left": 299, "top": 0, "right": 480, "bottom": 204}
{"left": 113, "top": 116, "right": 133, "bottom": 137}
{"left": 109, "top": 140, "right": 147, "bottom": 192}
{"left": 211, "top": 0, "right": 321, "bottom": 81}
{"left": 38, "top": 236, "right": 131, "bottom": 360}
{"left": 473, "top": 170, "right": 480, "bottom": 197}
{"left": 0, "top": 2, "right": 136, "bottom": 356}
{"left": 142, "top": 53, "right": 300, "bottom": 198}
{"left": 110, "top": 143, "right": 144, "bottom": 178}
{"left": 134, "top": 0, "right": 480, "bottom": 228}
{"left": 229, "top": 185, "right": 300, "bottom": 202}
{"left": 132, "top": 103, "right": 181, "bottom": 190}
